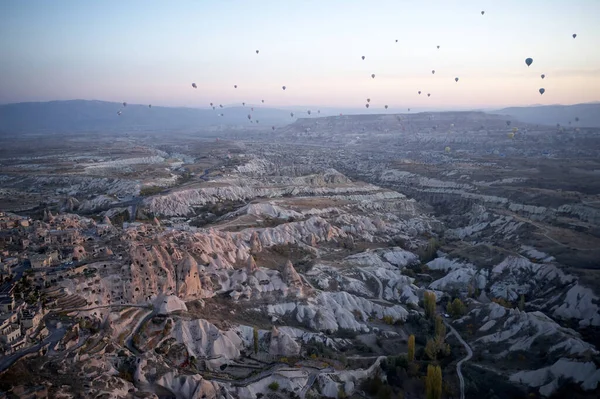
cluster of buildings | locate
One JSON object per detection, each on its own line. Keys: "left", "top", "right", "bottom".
{"left": 0, "top": 210, "right": 114, "bottom": 356}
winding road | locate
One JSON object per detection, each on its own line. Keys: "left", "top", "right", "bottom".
{"left": 445, "top": 320, "right": 473, "bottom": 399}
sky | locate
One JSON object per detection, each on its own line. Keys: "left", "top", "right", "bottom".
{"left": 1, "top": 0, "right": 599, "bottom": 109}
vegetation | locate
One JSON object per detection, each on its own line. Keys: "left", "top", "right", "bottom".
{"left": 447, "top": 298, "right": 467, "bottom": 318}
{"left": 423, "top": 291, "right": 436, "bottom": 319}
{"left": 419, "top": 237, "right": 441, "bottom": 263}
{"left": 253, "top": 326, "right": 259, "bottom": 354}
{"left": 268, "top": 382, "right": 279, "bottom": 391}
{"left": 425, "top": 316, "right": 450, "bottom": 360}
{"left": 425, "top": 364, "right": 442, "bottom": 399}
{"left": 491, "top": 297, "right": 513, "bottom": 309}
{"left": 361, "top": 377, "right": 393, "bottom": 399}
{"left": 139, "top": 185, "right": 164, "bottom": 196}
{"left": 518, "top": 294, "right": 525, "bottom": 311}
{"left": 407, "top": 335, "right": 415, "bottom": 362}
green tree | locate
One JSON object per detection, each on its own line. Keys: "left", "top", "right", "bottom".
{"left": 253, "top": 326, "right": 259, "bottom": 354}
{"left": 423, "top": 291, "right": 436, "bottom": 320}
{"left": 435, "top": 315, "right": 446, "bottom": 340}
{"left": 425, "top": 364, "right": 442, "bottom": 399}
{"left": 407, "top": 335, "right": 415, "bottom": 362}
{"left": 518, "top": 294, "right": 525, "bottom": 311}
{"left": 446, "top": 298, "right": 466, "bottom": 319}
{"left": 425, "top": 338, "right": 438, "bottom": 361}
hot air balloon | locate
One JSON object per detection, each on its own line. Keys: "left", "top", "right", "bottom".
{"left": 256, "top": 50, "right": 259, "bottom": 54}
{"left": 282, "top": 86, "right": 286, "bottom": 90}
{"left": 317, "top": 110, "right": 320, "bottom": 114}
{"left": 395, "top": 39, "right": 398, "bottom": 43}
{"left": 385, "top": 105, "right": 388, "bottom": 109}
{"left": 512, "top": 127, "right": 518, "bottom": 133}
{"left": 541, "top": 74, "right": 545, "bottom": 79}
{"left": 367, "top": 98, "right": 371, "bottom": 103}
{"left": 192, "top": 83, "right": 197, "bottom": 89}
{"left": 212, "top": 107, "right": 215, "bottom": 110}
{"left": 117, "top": 111, "right": 122, "bottom": 116}
{"left": 308, "top": 110, "right": 311, "bottom": 115}
{"left": 261, "top": 100, "right": 264, "bottom": 103}
{"left": 272, "top": 126, "right": 275, "bottom": 130}
{"left": 290, "top": 112, "right": 294, "bottom": 117}
{"left": 256, "top": 120, "right": 259, "bottom": 124}
{"left": 445, "top": 146, "right": 451, "bottom": 153}
{"left": 247, "top": 114, "right": 251, "bottom": 120}
{"left": 573, "top": 33, "right": 577, "bottom": 39}
{"left": 371, "top": 74, "right": 375, "bottom": 79}
{"left": 251, "top": 107, "right": 254, "bottom": 111}
{"left": 427, "top": 93, "right": 431, "bottom": 97}
{"left": 575, "top": 117, "right": 580, "bottom": 122}
{"left": 365, "top": 104, "right": 369, "bottom": 108}
{"left": 210, "top": 102, "right": 213, "bottom": 106}
{"left": 525, "top": 58, "right": 533, "bottom": 67}
{"left": 539, "top": 88, "right": 545, "bottom": 95}
{"left": 123, "top": 102, "right": 127, "bottom": 107}
{"left": 508, "top": 132, "right": 515, "bottom": 139}
{"left": 408, "top": 108, "right": 411, "bottom": 112}
{"left": 481, "top": 11, "right": 485, "bottom": 15}
{"left": 437, "top": 45, "right": 440, "bottom": 49}
{"left": 220, "top": 104, "right": 223, "bottom": 108}
{"left": 234, "top": 85, "right": 237, "bottom": 89}
{"left": 418, "top": 91, "right": 421, "bottom": 95}
{"left": 362, "top": 56, "right": 365, "bottom": 60}
{"left": 455, "top": 77, "right": 459, "bottom": 82}
{"left": 242, "top": 102, "right": 245, "bottom": 106}
{"left": 432, "top": 70, "right": 435, "bottom": 74}
{"left": 506, "top": 121, "right": 511, "bottom": 126}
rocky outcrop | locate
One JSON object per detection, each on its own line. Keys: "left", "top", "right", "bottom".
{"left": 268, "top": 326, "right": 301, "bottom": 356}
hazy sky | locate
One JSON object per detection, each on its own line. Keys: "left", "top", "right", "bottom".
{"left": 1, "top": 0, "right": 599, "bottom": 109}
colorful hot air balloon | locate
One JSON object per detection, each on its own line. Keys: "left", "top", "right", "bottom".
{"left": 445, "top": 146, "right": 451, "bottom": 153}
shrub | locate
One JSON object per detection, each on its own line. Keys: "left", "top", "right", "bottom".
{"left": 268, "top": 382, "right": 279, "bottom": 391}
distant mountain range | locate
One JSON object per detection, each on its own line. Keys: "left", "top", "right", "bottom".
{"left": 492, "top": 103, "right": 600, "bottom": 128}
{"left": 1, "top": 100, "right": 598, "bottom": 134}
{"left": 0, "top": 100, "right": 298, "bottom": 134}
